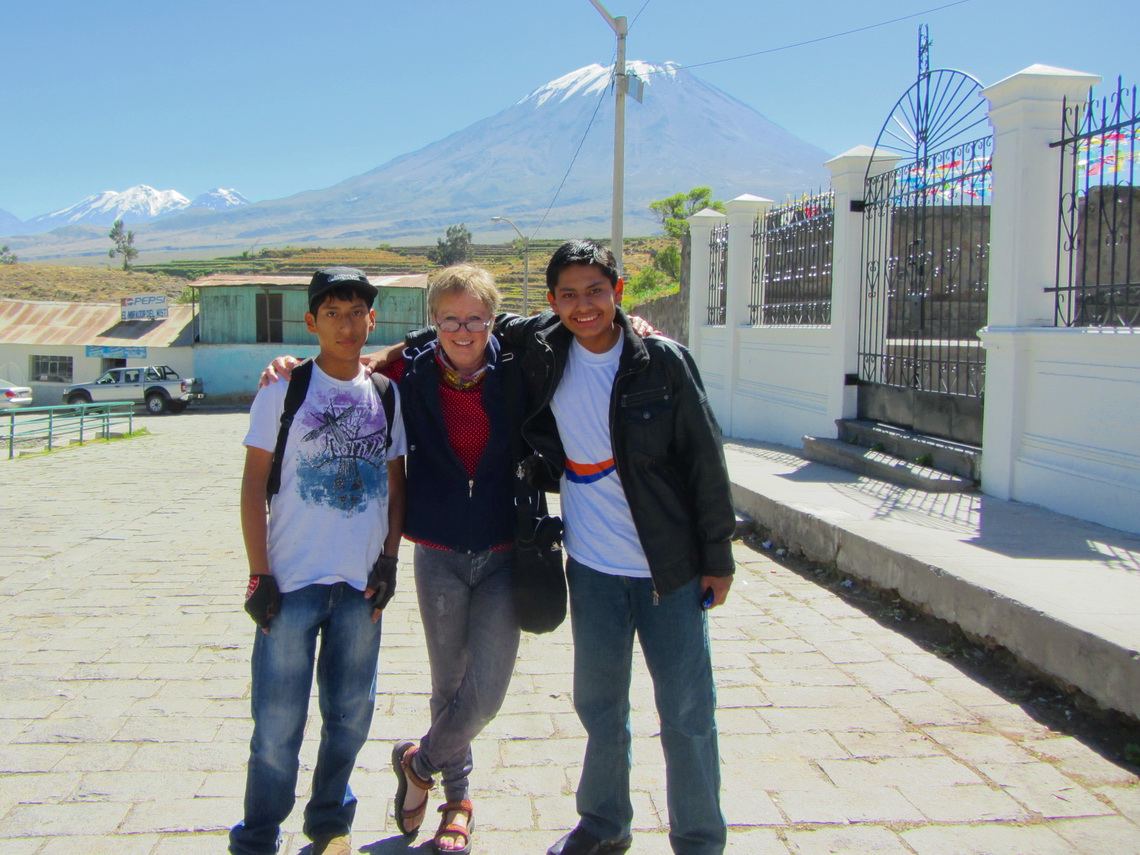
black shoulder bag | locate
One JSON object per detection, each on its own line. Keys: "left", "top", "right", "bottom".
{"left": 502, "top": 352, "right": 566, "bottom": 634}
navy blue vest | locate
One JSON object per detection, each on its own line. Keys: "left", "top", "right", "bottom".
{"left": 400, "top": 337, "right": 518, "bottom": 552}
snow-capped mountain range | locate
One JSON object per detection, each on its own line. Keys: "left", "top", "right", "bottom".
{"left": 16, "top": 186, "right": 249, "bottom": 233}
{"left": 2, "top": 61, "right": 829, "bottom": 257}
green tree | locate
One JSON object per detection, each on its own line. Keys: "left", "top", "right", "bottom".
{"left": 427, "top": 223, "right": 472, "bottom": 267}
{"left": 0, "top": 244, "right": 16, "bottom": 265}
{"left": 108, "top": 219, "right": 139, "bottom": 270}
{"left": 650, "top": 242, "right": 682, "bottom": 280}
{"left": 624, "top": 265, "right": 671, "bottom": 305}
{"left": 649, "top": 186, "right": 726, "bottom": 239}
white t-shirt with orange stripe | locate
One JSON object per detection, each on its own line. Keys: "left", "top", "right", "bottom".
{"left": 551, "top": 336, "right": 651, "bottom": 578}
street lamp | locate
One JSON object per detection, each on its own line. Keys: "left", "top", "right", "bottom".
{"left": 589, "top": 0, "right": 627, "bottom": 276}
{"left": 491, "top": 216, "right": 531, "bottom": 316}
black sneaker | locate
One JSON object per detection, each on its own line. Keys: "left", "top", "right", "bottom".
{"left": 547, "top": 827, "right": 634, "bottom": 855}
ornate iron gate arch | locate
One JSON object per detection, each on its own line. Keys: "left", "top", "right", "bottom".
{"left": 857, "top": 27, "right": 992, "bottom": 447}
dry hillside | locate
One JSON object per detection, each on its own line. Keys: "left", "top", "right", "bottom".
{"left": 0, "top": 264, "right": 189, "bottom": 304}
{"left": 0, "top": 238, "right": 673, "bottom": 312}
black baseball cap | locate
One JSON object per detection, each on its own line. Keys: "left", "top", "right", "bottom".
{"left": 308, "top": 266, "right": 378, "bottom": 307}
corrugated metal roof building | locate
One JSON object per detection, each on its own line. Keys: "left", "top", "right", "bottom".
{"left": 189, "top": 273, "right": 427, "bottom": 347}
{"left": 0, "top": 272, "right": 431, "bottom": 405}
{"left": 0, "top": 299, "right": 196, "bottom": 403}
{"left": 0, "top": 299, "right": 195, "bottom": 348}
{"left": 188, "top": 272, "right": 428, "bottom": 403}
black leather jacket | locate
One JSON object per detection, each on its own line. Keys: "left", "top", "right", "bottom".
{"left": 503, "top": 308, "right": 736, "bottom": 596}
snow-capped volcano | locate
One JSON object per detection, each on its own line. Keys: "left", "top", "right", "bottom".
{"left": 145, "top": 60, "right": 829, "bottom": 245}
{"left": 524, "top": 62, "right": 629, "bottom": 106}
{"left": 189, "top": 188, "right": 250, "bottom": 211}
{"left": 4, "top": 61, "right": 829, "bottom": 255}
{"left": 16, "top": 185, "right": 251, "bottom": 233}
{"left": 522, "top": 60, "right": 688, "bottom": 107}
{"left": 24, "top": 185, "right": 191, "bottom": 232}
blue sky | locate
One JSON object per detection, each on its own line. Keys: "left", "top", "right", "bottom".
{"left": 4, "top": 0, "right": 1137, "bottom": 221}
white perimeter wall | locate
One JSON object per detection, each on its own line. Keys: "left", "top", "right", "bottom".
{"left": 981, "top": 327, "right": 1140, "bottom": 533}
{"left": 693, "top": 324, "right": 839, "bottom": 447}
{"left": 0, "top": 344, "right": 195, "bottom": 406}
{"left": 687, "top": 66, "right": 1140, "bottom": 536}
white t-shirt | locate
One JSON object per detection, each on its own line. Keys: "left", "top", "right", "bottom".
{"left": 244, "top": 363, "right": 407, "bottom": 593}
{"left": 551, "top": 337, "right": 650, "bottom": 578}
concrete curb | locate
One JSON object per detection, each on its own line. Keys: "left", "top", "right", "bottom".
{"left": 728, "top": 467, "right": 1140, "bottom": 722}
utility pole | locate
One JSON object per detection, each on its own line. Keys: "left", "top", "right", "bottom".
{"left": 589, "top": 0, "right": 627, "bottom": 276}
{"left": 491, "top": 216, "right": 531, "bottom": 315}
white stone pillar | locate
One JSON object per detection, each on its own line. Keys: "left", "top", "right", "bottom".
{"left": 723, "top": 195, "right": 771, "bottom": 435}
{"left": 826, "top": 146, "right": 900, "bottom": 421}
{"left": 982, "top": 64, "right": 1101, "bottom": 327}
{"left": 686, "top": 207, "right": 727, "bottom": 352}
{"left": 979, "top": 65, "right": 1100, "bottom": 497}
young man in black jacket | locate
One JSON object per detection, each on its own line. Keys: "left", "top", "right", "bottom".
{"left": 508, "top": 240, "right": 735, "bottom": 855}
{"left": 276, "top": 243, "right": 736, "bottom": 854}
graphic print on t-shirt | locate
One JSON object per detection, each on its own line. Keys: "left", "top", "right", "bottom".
{"left": 296, "top": 388, "right": 389, "bottom": 513}
{"left": 565, "top": 456, "right": 615, "bottom": 485}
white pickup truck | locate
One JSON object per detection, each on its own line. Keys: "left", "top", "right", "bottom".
{"left": 64, "top": 365, "right": 206, "bottom": 414}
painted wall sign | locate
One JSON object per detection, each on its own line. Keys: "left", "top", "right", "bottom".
{"left": 121, "top": 294, "right": 169, "bottom": 321}
{"left": 86, "top": 346, "right": 148, "bottom": 358}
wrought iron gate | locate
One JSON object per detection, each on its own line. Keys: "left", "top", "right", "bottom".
{"left": 856, "top": 29, "right": 992, "bottom": 447}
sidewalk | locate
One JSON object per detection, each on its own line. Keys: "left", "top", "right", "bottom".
{"left": 723, "top": 439, "right": 1140, "bottom": 722}
{"left": 0, "top": 411, "right": 1137, "bottom": 854}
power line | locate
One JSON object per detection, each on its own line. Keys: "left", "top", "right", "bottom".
{"left": 531, "top": 0, "right": 968, "bottom": 237}
{"left": 628, "top": 0, "right": 653, "bottom": 31}
{"left": 653, "top": 0, "right": 971, "bottom": 73}
{"left": 530, "top": 71, "right": 612, "bottom": 237}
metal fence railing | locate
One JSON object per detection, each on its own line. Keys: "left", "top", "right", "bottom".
{"left": 859, "top": 135, "right": 992, "bottom": 399}
{"left": 1052, "top": 76, "right": 1140, "bottom": 328}
{"left": 1, "top": 402, "right": 136, "bottom": 459}
{"left": 750, "top": 190, "right": 834, "bottom": 325}
{"left": 706, "top": 223, "right": 728, "bottom": 325}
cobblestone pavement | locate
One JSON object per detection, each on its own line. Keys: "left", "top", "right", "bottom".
{"left": 1, "top": 409, "right": 1137, "bottom": 854}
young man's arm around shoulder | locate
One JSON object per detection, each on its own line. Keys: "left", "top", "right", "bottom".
{"left": 240, "top": 446, "right": 279, "bottom": 633}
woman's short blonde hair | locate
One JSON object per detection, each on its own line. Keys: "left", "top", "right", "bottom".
{"left": 427, "top": 264, "right": 501, "bottom": 321}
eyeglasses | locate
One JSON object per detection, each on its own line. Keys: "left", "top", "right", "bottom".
{"left": 435, "top": 319, "right": 490, "bottom": 333}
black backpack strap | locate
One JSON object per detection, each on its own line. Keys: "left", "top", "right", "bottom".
{"left": 499, "top": 351, "right": 546, "bottom": 531}
{"left": 266, "top": 359, "right": 314, "bottom": 506}
{"left": 370, "top": 372, "right": 396, "bottom": 451}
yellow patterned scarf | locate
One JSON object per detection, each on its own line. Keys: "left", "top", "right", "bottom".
{"left": 435, "top": 343, "right": 488, "bottom": 391}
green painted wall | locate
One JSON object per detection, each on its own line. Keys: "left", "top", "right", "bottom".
{"left": 197, "top": 285, "right": 426, "bottom": 346}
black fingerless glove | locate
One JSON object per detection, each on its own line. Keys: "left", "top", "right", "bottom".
{"left": 367, "top": 554, "right": 398, "bottom": 611}
{"left": 244, "top": 574, "right": 281, "bottom": 629}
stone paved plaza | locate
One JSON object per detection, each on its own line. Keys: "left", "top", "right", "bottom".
{"left": 0, "top": 409, "right": 1137, "bottom": 854}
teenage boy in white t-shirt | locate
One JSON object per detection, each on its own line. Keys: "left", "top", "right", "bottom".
{"left": 511, "top": 240, "right": 736, "bottom": 855}
{"left": 229, "top": 267, "right": 407, "bottom": 855}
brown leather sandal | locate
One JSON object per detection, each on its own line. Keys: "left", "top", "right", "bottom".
{"left": 392, "top": 740, "right": 434, "bottom": 835}
{"left": 433, "top": 799, "right": 474, "bottom": 855}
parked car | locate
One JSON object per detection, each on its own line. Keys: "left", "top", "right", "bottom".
{"left": 0, "top": 378, "right": 33, "bottom": 409}
{"left": 63, "top": 365, "right": 205, "bottom": 414}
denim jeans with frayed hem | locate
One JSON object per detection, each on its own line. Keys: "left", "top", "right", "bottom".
{"left": 566, "top": 558, "right": 726, "bottom": 855}
{"left": 408, "top": 543, "right": 520, "bottom": 803}
{"left": 229, "top": 582, "right": 382, "bottom": 855}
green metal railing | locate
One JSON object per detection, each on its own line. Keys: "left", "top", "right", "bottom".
{"left": 2, "top": 402, "right": 136, "bottom": 459}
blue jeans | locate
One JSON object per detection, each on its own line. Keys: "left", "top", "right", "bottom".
{"left": 408, "top": 543, "right": 520, "bottom": 802}
{"left": 567, "top": 558, "right": 725, "bottom": 855}
{"left": 229, "top": 582, "right": 383, "bottom": 855}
